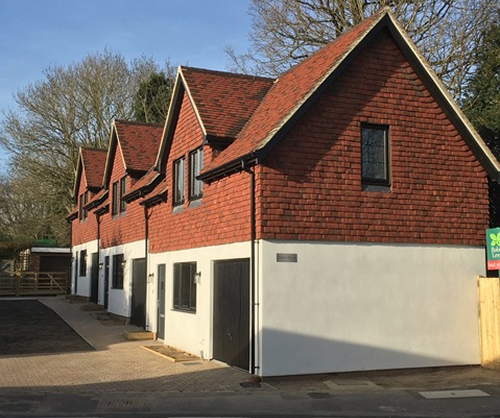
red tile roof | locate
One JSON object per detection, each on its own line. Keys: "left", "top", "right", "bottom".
{"left": 140, "top": 177, "right": 168, "bottom": 207}
{"left": 81, "top": 148, "right": 107, "bottom": 189}
{"left": 84, "top": 188, "right": 108, "bottom": 210}
{"left": 201, "top": 9, "right": 386, "bottom": 177}
{"left": 114, "top": 120, "right": 163, "bottom": 173}
{"left": 122, "top": 168, "right": 162, "bottom": 202}
{"left": 181, "top": 67, "right": 274, "bottom": 140}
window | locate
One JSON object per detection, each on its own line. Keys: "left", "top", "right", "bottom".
{"left": 173, "top": 262, "right": 197, "bottom": 312}
{"left": 112, "top": 254, "right": 124, "bottom": 289}
{"left": 111, "top": 181, "right": 119, "bottom": 215}
{"left": 361, "top": 124, "right": 390, "bottom": 188}
{"left": 189, "top": 147, "right": 203, "bottom": 200}
{"left": 83, "top": 191, "right": 89, "bottom": 220}
{"left": 79, "top": 192, "right": 89, "bottom": 221}
{"left": 79, "top": 250, "right": 87, "bottom": 276}
{"left": 79, "top": 194, "right": 84, "bottom": 221}
{"left": 173, "top": 157, "right": 185, "bottom": 206}
{"left": 119, "top": 176, "right": 126, "bottom": 213}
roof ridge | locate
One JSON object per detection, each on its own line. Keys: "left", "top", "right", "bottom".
{"left": 81, "top": 147, "right": 107, "bottom": 153}
{"left": 181, "top": 65, "right": 275, "bottom": 82}
{"left": 114, "top": 119, "right": 163, "bottom": 128}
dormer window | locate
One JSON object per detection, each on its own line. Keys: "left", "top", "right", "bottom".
{"left": 111, "top": 177, "right": 127, "bottom": 216}
{"left": 79, "top": 191, "right": 89, "bottom": 221}
{"left": 189, "top": 147, "right": 203, "bottom": 200}
{"left": 111, "top": 181, "right": 119, "bottom": 215}
{"left": 79, "top": 194, "right": 84, "bottom": 221}
{"left": 173, "top": 157, "right": 185, "bottom": 206}
{"left": 119, "top": 176, "right": 126, "bottom": 213}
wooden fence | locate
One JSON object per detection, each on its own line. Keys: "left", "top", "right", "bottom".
{"left": 0, "top": 271, "right": 68, "bottom": 297}
{"left": 478, "top": 276, "right": 500, "bottom": 369}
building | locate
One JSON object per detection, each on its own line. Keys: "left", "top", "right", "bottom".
{"left": 69, "top": 9, "right": 500, "bottom": 376}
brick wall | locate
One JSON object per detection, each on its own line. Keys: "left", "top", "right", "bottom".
{"left": 148, "top": 92, "right": 251, "bottom": 253}
{"left": 71, "top": 171, "right": 98, "bottom": 246}
{"left": 99, "top": 145, "right": 146, "bottom": 248}
{"left": 257, "top": 30, "right": 489, "bottom": 246}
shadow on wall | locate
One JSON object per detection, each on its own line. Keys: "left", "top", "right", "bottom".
{"left": 260, "top": 328, "right": 479, "bottom": 377}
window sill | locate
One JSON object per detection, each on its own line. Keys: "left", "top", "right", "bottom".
{"left": 188, "top": 198, "right": 202, "bottom": 209}
{"left": 172, "top": 308, "right": 196, "bottom": 314}
{"left": 362, "top": 183, "right": 391, "bottom": 192}
{"left": 172, "top": 205, "right": 184, "bottom": 214}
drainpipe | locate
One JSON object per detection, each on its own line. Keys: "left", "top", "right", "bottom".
{"left": 242, "top": 161, "right": 257, "bottom": 375}
{"left": 144, "top": 205, "right": 150, "bottom": 331}
{"left": 68, "top": 220, "right": 74, "bottom": 295}
{"left": 96, "top": 213, "right": 101, "bottom": 303}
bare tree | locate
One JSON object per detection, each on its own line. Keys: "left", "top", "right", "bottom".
{"left": 0, "top": 172, "right": 63, "bottom": 250}
{"left": 226, "top": 0, "right": 498, "bottom": 99}
{"left": 0, "top": 50, "right": 171, "bottom": 245}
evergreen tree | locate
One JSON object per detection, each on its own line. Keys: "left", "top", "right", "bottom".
{"left": 133, "top": 70, "right": 174, "bottom": 124}
{"left": 463, "top": 16, "right": 500, "bottom": 227}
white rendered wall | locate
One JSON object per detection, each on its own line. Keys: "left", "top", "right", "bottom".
{"left": 258, "top": 240, "right": 484, "bottom": 376}
{"left": 71, "top": 240, "right": 98, "bottom": 297}
{"left": 148, "top": 241, "right": 251, "bottom": 359}
{"left": 100, "top": 240, "right": 145, "bottom": 318}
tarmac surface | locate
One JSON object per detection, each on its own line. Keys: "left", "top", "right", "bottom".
{"left": 0, "top": 299, "right": 93, "bottom": 356}
{"left": 1, "top": 296, "right": 500, "bottom": 417}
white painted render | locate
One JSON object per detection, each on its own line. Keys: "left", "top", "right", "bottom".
{"left": 147, "top": 241, "right": 251, "bottom": 359}
{"left": 100, "top": 239, "right": 146, "bottom": 318}
{"left": 71, "top": 240, "right": 98, "bottom": 297}
{"left": 88, "top": 237, "right": 483, "bottom": 376}
{"left": 258, "top": 240, "right": 484, "bottom": 376}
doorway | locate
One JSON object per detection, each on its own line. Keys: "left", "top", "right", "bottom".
{"left": 157, "top": 264, "right": 166, "bottom": 340}
{"left": 90, "top": 252, "right": 99, "bottom": 304}
{"left": 213, "top": 258, "right": 250, "bottom": 371}
{"left": 131, "top": 258, "right": 147, "bottom": 328}
{"left": 104, "top": 256, "right": 110, "bottom": 309}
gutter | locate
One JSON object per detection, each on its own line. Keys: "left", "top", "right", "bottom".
{"left": 198, "top": 152, "right": 259, "bottom": 183}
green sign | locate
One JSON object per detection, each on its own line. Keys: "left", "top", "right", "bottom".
{"left": 486, "top": 228, "right": 500, "bottom": 270}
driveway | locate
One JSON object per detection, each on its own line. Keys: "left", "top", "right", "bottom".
{"left": 0, "top": 299, "right": 93, "bottom": 356}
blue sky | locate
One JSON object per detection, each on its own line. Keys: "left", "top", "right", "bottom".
{"left": 0, "top": 0, "right": 253, "bottom": 172}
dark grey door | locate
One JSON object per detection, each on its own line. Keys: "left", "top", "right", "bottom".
{"left": 90, "top": 252, "right": 99, "bottom": 303}
{"left": 157, "top": 264, "right": 166, "bottom": 340}
{"left": 213, "top": 259, "right": 250, "bottom": 371}
{"left": 131, "top": 258, "right": 147, "bottom": 328}
{"left": 104, "top": 256, "right": 110, "bottom": 309}
{"left": 74, "top": 257, "right": 78, "bottom": 295}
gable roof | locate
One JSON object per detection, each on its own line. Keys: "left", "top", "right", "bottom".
{"left": 181, "top": 67, "right": 274, "bottom": 140}
{"left": 140, "top": 177, "right": 168, "bottom": 207}
{"left": 121, "top": 168, "right": 162, "bottom": 203}
{"left": 103, "top": 120, "right": 164, "bottom": 187}
{"left": 199, "top": 8, "right": 500, "bottom": 182}
{"left": 155, "top": 67, "right": 274, "bottom": 170}
{"left": 72, "top": 147, "right": 107, "bottom": 201}
{"left": 84, "top": 189, "right": 108, "bottom": 211}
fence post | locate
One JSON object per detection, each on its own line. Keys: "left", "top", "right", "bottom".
{"left": 478, "top": 276, "right": 500, "bottom": 369}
